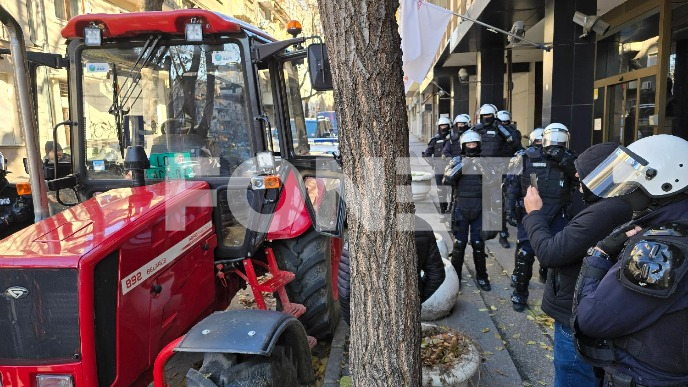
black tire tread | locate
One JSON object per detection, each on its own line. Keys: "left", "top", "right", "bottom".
{"left": 273, "top": 229, "right": 340, "bottom": 339}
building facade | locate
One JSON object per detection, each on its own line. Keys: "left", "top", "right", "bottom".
{"left": 409, "top": 0, "right": 687, "bottom": 154}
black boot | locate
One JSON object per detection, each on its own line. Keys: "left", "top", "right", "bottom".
{"left": 451, "top": 240, "right": 466, "bottom": 283}
{"left": 511, "top": 244, "right": 535, "bottom": 312}
{"left": 499, "top": 231, "right": 511, "bottom": 248}
{"left": 510, "top": 248, "right": 518, "bottom": 287}
{"left": 471, "top": 240, "right": 491, "bottom": 291}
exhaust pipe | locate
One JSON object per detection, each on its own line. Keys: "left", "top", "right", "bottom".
{"left": 0, "top": 5, "right": 50, "bottom": 221}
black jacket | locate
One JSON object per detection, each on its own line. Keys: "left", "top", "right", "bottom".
{"left": 414, "top": 216, "right": 446, "bottom": 301}
{"left": 522, "top": 197, "right": 633, "bottom": 324}
{"left": 337, "top": 216, "right": 446, "bottom": 325}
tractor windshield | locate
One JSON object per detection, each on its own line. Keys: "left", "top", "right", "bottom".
{"left": 80, "top": 41, "right": 252, "bottom": 180}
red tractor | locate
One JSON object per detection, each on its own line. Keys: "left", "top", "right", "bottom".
{"left": 0, "top": 6, "right": 344, "bottom": 387}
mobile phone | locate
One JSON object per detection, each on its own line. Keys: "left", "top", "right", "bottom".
{"left": 530, "top": 173, "right": 538, "bottom": 189}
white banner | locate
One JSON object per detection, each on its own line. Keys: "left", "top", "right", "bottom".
{"left": 401, "top": 0, "right": 453, "bottom": 93}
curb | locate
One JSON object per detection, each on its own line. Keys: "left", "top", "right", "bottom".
{"left": 323, "top": 320, "right": 349, "bottom": 386}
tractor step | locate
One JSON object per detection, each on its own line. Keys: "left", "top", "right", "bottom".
{"left": 307, "top": 336, "right": 317, "bottom": 349}
{"left": 253, "top": 271, "right": 295, "bottom": 293}
{"left": 281, "top": 302, "right": 306, "bottom": 318}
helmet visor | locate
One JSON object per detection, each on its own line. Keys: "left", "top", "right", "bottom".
{"left": 582, "top": 146, "right": 650, "bottom": 198}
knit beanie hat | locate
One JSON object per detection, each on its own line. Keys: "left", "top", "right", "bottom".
{"left": 574, "top": 142, "right": 620, "bottom": 180}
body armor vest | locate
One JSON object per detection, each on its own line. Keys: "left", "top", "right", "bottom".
{"left": 445, "top": 134, "right": 462, "bottom": 157}
{"left": 614, "top": 307, "right": 688, "bottom": 375}
{"left": 519, "top": 147, "right": 571, "bottom": 208}
{"left": 432, "top": 133, "right": 449, "bottom": 158}
{"left": 455, "top": 160, "right": 483, "bottom": 221}
{"left": 475, "top": 123, "right": 509, "bottom": 157}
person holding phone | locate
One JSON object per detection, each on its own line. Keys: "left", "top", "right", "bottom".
{"left": 521, "top": 141, "right": 630, "bottom": 386}
{"left": 504, "top": 123, "right": 578, "bottom": 312}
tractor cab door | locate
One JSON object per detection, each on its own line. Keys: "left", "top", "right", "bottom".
{"left": 255, "top": 51, "right": 344, "bottom": 238}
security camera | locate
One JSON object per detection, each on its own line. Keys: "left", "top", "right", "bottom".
{"left": 572, "top": 11, "right": 610, "bottom": 38}
{"left": 458, "top": 68, "right": 469, "bottom": 83}
{"left": 508, "top": 21, "right": 525, "bottom": 44}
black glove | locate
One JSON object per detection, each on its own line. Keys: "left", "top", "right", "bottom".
{"left": 505, "top": 209, "right": 518, "bottom": 227}
{"left": 596, "top": 224, "right": 638, "bottom": 259}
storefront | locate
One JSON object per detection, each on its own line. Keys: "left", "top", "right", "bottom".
{"left": 593, "top": 1, "right": 688, "bottom": 145}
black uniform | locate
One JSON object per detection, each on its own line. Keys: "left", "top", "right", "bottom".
{"left": 573, "top": 197, "right": 688, "bottom": 386}
{"left": 423, "top": 129, "right": 451, "bottom": 214}
{"left": 473, "top": 121, "right": 522, "bottom": 242}
{"left": 444, "top": 153, "right": 497, "bottom": 291}
{"left": 442, "top": 125, "right": 472, "bottom": 158}
{"left": 506, "top": 145, "right": 577, "bottom": 308}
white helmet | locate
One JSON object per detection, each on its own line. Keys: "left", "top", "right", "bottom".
{"left": 496, "top": 110, "right": 511, "bottom": 122}
{"left": 529, "top": 128, "right": 545, "bottom": 145}
{"left": 437, "top": 116, "right": 452, "bottom": 126}
{"left": 460, "top": 130, "right": 481, "bottom": 145}
{"left": 453, "top": 113, "right": 471, "bottom": 125}
{"left": 582, "top": 135, "right": 688, "bottom": 199}
{"left": 542, "top": 123, "right": 570, "bottom": 148}
{"left": 478, "top": 104, "right": 497, "bottom": 116}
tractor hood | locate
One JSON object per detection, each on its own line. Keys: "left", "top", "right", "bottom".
{"left": 0, "top": 180, "right": 210, "bottom": 268}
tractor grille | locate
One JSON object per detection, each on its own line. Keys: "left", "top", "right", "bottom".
{"left": 0, "top": 268, "right": 80, "bottom": 363}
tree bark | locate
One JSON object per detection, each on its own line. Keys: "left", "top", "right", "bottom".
{"left": 316, "top": 1, "right": 420, "bottom": 385}
{"left": 144, "top": 0, "right": 164, "bottom": 11}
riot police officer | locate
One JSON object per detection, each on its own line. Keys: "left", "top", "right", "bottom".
{"left": 423, "top": 117, "right": 452, "bottom": 220}
{"left": 506, "top": 124, "right": 577, "bottom": 312}
{"left": 572, "top": 134, "right": 688, "bottom": 386}
{"left": 473, "top": 105, "right": 522, "bottom": 248}
{"left": 444, "top": 130, "right": 494, "bottom": 291}
{"left": 507, "top": 128, "right": 545, "bottom": 285}
{"left": 443, "top": 113, "right": 472, "bottom": 158}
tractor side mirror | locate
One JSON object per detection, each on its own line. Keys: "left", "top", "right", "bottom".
{"left": 307, "top": 43, "right": 333, "bottom": 91}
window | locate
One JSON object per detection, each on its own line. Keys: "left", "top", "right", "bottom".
{"left": 0, "top": 74, "right": 21, "bottom": 145}
{"left": 54, "top": 0, "right": 79, "bottom": 20}
{"left": 80, "top": 42, "right": 252, "bottom": 179}
{"left": 595, "top": 13, "right": 660, "bottom": 80}
{"left": 26, "top": 0, "right": 37, "bottom": 43}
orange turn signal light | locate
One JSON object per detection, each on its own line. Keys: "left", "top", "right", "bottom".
{"left": 287, "top": 20, "right": 302, "bottom": 36}
{"left": 264, "top": 175, "right": 281, "bottom": 189}
{"left": 16, "top": 182, "right": 31, "bottom": 196}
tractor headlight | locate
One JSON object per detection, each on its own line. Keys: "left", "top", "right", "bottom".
{"left": 36, "top": 374, "right": 74, "bottom": 387}
{"left": 256, "top": 151, "right": 275, "bottom": 172}
{"left": 185, "top": 21, "right": 203, "bottom": 42}
{"left": 84, "top": 25, "right": 102, "bottom": 46}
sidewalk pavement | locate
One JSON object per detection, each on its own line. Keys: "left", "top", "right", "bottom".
{"left": 324, "top": 136, "right": 556, "bottom": 386}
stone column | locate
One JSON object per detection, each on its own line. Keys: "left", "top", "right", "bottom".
{"left": 542, "top": 0, "right": 596, "bottom": 152}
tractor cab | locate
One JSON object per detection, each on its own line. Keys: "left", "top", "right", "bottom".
{"left": 54, "top": 10, "right": 344, "bottom": 252}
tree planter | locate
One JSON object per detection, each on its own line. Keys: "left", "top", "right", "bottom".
{"left": 421, "top": 258, "right": 459, "bottom": 321}
{"left": 412, "top": 171, "right": 434, "bottom": 200}
{"left": 421, "top": 324, "right": 480, "bottom": 387}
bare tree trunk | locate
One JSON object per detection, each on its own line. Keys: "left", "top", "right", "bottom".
{"left": 144, "top": 0, "right": 164, "bottom": 11}
{"left": 316, "top": 1, "right": 420, "bottom": 385}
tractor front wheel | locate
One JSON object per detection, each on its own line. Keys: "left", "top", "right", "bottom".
{"left": 273, "top": 229, "right": 341, "bottom": 340}
{"left": 185, "top": 346, "right": 299, "bottom": 387}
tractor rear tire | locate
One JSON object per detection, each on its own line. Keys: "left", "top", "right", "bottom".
{"left": 337, "top": 246, "right": 351, "bottom": 326}
{"left": 273, "top": 229, "right": 341, "bottom": 340}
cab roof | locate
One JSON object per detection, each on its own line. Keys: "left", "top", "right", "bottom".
{"left": 61, "top": 9, "right": 275, "bottom": 42}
